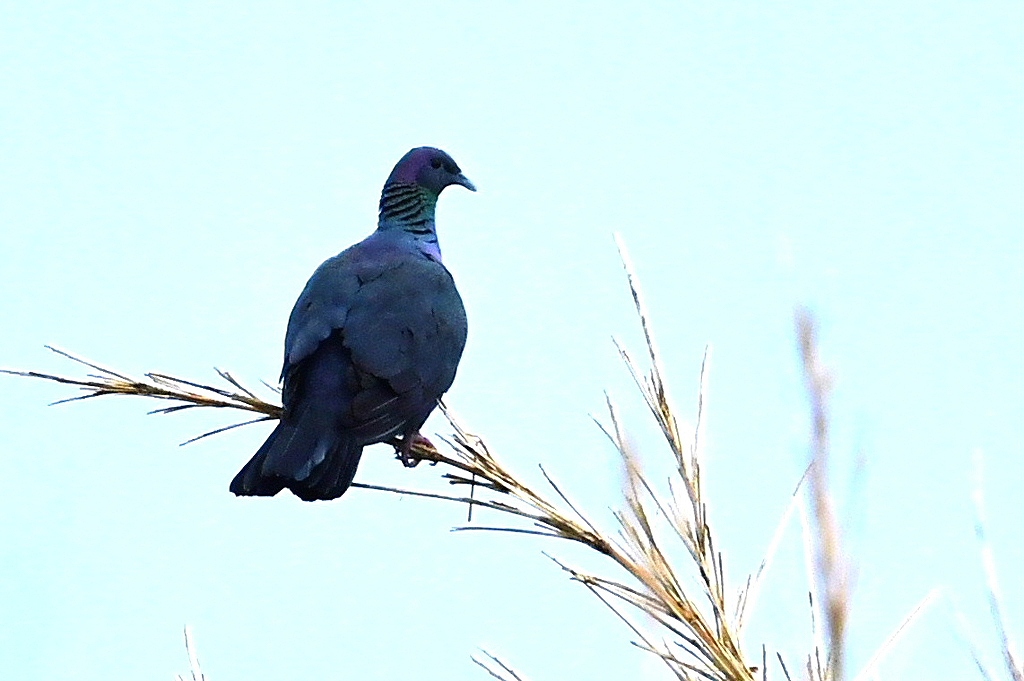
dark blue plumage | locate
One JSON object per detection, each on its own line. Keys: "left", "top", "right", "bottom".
{"left": 231, "top": 147, "right": 473, "bottom": 501}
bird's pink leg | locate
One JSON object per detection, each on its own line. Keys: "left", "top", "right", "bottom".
{"left": 397, "top": 432, "right": 433, "bottom": 468}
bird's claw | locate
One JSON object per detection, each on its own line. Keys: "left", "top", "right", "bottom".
{"left": 399, "top": 449, "right": 420, "bottom": 468}
{"left": 397, "top": 433, "right": 433, "bottom": 468}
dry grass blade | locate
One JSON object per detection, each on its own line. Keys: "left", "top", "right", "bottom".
{"left": 472, "top": 651, "right": 531, "bottom": 681}
{"left": 736, "top": 465, "right": 810, "bottom": 632}
{"left": 175, "top": 625, "right": 207, "bottom": 681}
{"left": 948, "top": 594, "right": 1001, "bottom": 681}
{"left": 777, "top": 652, "right": 794, "bottom": 681}
{"left": 179, "top": 416, "right": 276, "bottom": 446}
{"left": 853, "top": 588, "right": 941, "bottom": 681}
{"left": 0, "top": 346, "right": 283, "bottom": 418}
{"left": 541, "top": 236, "right": 754, "bottom": 681}
{"left": 971, "top": 450, "right": 1024, "bottom": 681}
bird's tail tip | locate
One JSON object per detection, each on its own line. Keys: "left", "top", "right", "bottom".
{"left": 229, "top": 421, "right": 363, "bottom": 502}
{"left": 230, "top": 454, "right": 287, "bottom": 497}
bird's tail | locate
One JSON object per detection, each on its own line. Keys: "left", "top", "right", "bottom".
{"left": 230, "top": 406, "right": 364, "bottom": 502}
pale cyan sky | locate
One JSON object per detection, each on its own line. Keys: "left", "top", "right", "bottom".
{"left": 0, "top": 3, "right": 1020, "bottom": 680}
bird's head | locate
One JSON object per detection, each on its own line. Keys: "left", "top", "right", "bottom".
{"left": 385, "top": 147, "right": 476, "bottom": 195}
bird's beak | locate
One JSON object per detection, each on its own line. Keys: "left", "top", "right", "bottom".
{"left": 454, "top": 174, "right": 477, "bottom": 192}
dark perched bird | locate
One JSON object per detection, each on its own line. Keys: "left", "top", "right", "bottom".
{"left": 231, "top": 147, "right": 473, "bottom": 501}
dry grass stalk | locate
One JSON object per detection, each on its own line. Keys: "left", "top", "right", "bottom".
{"left": 971, "top": 450, "right": 1023, "bottom": 681}
{"left": 9, "top": 247, "right": 1013, "bottom": 681}
{"left": 176, "top": 625, "right": 207, "bottom": 681}
{"left": 796, "top": 310, "right": 850, "bottom": 681}
{"left": 5, "top": 250, "right": 852, "bottom": 681}
{"left": 2, "top": 250, "right": 767, "bottom": 679}
{"left": 853, "top": 588, "right": 940, "bottom": 681}
{"left": 1, "top": 342, "right": 755, "bottom": 678}
{"left": 0, "top": 346, "right": 481, "bottom": 480}
{"left": 472, "top": 651, "right": 531, "bottom": 681}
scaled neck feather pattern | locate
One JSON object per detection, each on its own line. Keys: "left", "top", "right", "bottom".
{"left": 378, "top": 180, "right": 441, "bottom": 244}
{"left": 377, "top": 182, "right": 443, "bottom": 262}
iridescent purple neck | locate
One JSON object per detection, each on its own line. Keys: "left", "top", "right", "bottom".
{"left": 417, "top": 239, "right": 443, "bottom": 263}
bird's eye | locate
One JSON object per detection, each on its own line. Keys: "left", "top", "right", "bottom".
{"left": 430, "top": 158, "right": 442, "bottom": 169}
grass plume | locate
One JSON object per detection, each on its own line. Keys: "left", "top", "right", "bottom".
{"left": 1, "top": 248, "right": 765, "bottom": 680}
{"left": 4, "top": 243, "right": 961, "bottom": 681}
{"left": 796, "top": 310, "right": 850, "bottom": 681}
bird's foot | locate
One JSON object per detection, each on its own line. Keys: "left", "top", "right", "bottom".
{"left": 397, "top": 433, "right": 433, "bottom": 468}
